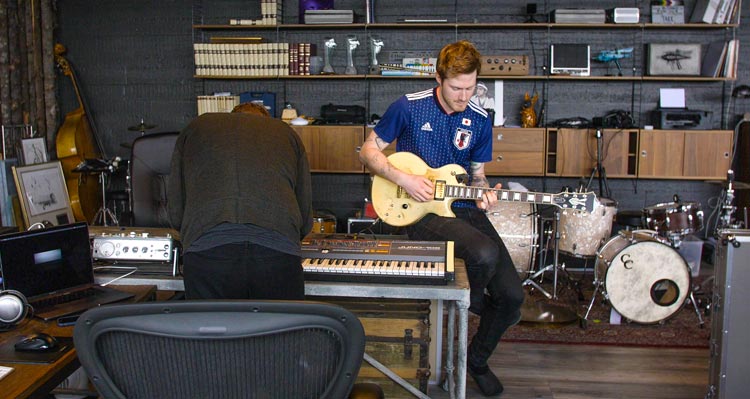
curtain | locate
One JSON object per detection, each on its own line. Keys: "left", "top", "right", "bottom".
{"left": 0, "top": 0, "right": 57, "bottom": 154}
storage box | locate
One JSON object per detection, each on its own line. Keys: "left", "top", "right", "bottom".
{"left": 315, "top": 297, "right": 432, "bottom": 398}
{"left": 677, "top": 234, "right": 703, "bottom": 276}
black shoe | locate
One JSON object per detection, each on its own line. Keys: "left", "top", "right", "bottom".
{"left": 468, "top": 364, "right": 504, "bottom": 397}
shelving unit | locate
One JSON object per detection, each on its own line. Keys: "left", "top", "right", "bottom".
{"left": 191, "top": 1, "right": 740, "bottom": 179}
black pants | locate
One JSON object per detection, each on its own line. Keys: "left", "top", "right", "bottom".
{"left": 183, "top": 242, "right": 305, "bottom": 300}
{"left": 406, "top": 207, "right": 525, "bottom": 368}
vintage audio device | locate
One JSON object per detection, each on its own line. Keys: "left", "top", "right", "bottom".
{"left": 90, "top": 227, "right": 180, "bottom": 275}
{"left": 550, "top": 44, "right": 590, "bottom": 76}
{"left": 652, "top": 108, "right": 712, "bottom": 130}
{"left": 551, "top": 8, "right": 606, "bottom": 24}
{"left": 300, "top": 234, "right": 455, "bottom": 285}
{"left": 708, "top": 230, "right": 750, "bottom": 399}
{"left": 480, "top": 55, "right": 529, "bottom": 76}
{"left": 304, "top": 9, "right": 354, "bottom": 24}
{"left": 607, "top": 7, "right": 640, "bottom": 23}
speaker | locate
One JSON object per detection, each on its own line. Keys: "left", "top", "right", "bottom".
{"left": 0, "top": 290, "right": 29, "bottom": 329}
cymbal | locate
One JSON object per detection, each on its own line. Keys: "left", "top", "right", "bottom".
{"left": 520, "top": 295, "right": 579, "bottom": 324}
{"left": 120, "top": 141, "right": 133, "bottom": 149}
{"left": 128, "top": 121, "right": 157, "bottom": 132}
{"left": 705, "top": 180, "right": 750, "bottom": 190}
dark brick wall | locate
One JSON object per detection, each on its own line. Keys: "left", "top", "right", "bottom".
{"left": 55, "top": 0, "right": 749, "bottom": 233}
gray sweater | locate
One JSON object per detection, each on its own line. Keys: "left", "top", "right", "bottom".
{"left": 168, "top": 113, "right": 313, "bottom": 250}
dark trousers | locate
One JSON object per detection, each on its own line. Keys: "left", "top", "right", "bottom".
{"left": 183, "top": 242, "right": 305, "bottom": 300}
{"left": 406, "top": 207, "right": 524, "bottom": 368}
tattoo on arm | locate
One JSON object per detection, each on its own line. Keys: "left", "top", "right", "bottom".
{"left": 470, "top": 162, "right": 490, "bottom": 188}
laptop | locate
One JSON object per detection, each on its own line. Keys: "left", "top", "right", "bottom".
{"left": 0, "top": 222, "right": 134, "bottom": 321}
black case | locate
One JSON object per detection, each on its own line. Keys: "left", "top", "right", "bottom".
{"left": 321, "top": 103, "right": 366, "bottom": 124}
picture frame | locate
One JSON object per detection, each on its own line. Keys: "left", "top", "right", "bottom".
{"left": 20, "top": 137, "right": 48, "bottom": 165}
{"left": 12, "top": 161, "right": 74, "bottom": 229}
{"left": 647, "top": 43, "right": 701, "bottom": 76}
{"left": 471, "top": 80, "right": 504, "bottom": 126}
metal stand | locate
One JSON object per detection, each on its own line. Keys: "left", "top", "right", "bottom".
{"left": 586, "top": 128, "right": 611, "bottom": 198}
{"left": 521, "top": 209, "right": 579, "bottom": 323}
{"left": 93, "top": 172, "right": 119, "bottom": 226}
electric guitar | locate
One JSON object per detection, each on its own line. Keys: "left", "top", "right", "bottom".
{"left": 372, "top": 152, "right": 597, "bottom": 227}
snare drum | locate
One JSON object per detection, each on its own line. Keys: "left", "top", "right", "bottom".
{"left": 595, "top": 230, "right": 690, "bottom": 324}
{"left": 559, "top": 197, "right": 617, "bottom": 257}
{"left": 312, "top": 212, "right": 337, "bottom": 234}
{"left": 643, "top": 202, "right": 704, "bottom": 236}
{"left": 486, "top": 202, "right": 538, "bottom": 276}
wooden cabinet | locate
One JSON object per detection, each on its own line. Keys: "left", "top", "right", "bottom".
{"left": 638, "top": 129, "right": 732, "bottom": 179}
{"left": 484, "top": 128, "right": 545, "bottom": 176}
{"left": 546, "top": 128, "right": 638, "bottom": 178}
{"left": 292, "top": 125, "right": 364, "bottom": 173}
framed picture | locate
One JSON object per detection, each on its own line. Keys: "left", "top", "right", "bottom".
{"left": 12, "top": 161, "right": 74, "bottom": 228}
{"left": 471, "top": 80, "right": 504, "bottom": 126}
{"left": 647, "top": 43, "right": 701, "bottom": 76}
{"left": 20, "top": 137, "right": 48, "bottom": 165}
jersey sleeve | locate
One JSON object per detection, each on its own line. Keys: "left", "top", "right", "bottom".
{"left": 373, "top": 96, "right": 409, "bottom": 144}
{"left": 471, "top": 117, "right": 494, "bottom": 163}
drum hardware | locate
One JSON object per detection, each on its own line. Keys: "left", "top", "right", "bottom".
{"left": 74, "top": 158, "right": 122, "bottom": 226}
{"left": 520, "top": 209, "right": 579, "bottom": 324}
{"left": 643, "top": 195, "right": 704, "bottom": 247}
{"left": 585, "top": 127, "right": 612, "bottom": 199}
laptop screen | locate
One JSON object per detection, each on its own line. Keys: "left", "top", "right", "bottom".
{"left": 0, "top": 222, "right": 93, "bottom": 298}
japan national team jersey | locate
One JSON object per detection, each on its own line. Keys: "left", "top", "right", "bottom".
{"left": 374, "top": 87, "right": 493, "bottom": 208}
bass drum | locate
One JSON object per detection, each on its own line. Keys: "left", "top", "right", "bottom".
{"left": 559, "top": 197, "right": 617, "bottom": 257}
{"left": 486, "top": 202, "right": 537, "bottom": 277}
{"left": 595, "top": 230, "right": 690, "bottom": 324}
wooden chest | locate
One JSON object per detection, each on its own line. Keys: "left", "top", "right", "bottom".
{"left": 316, "top": 297, "right": 432, "bottom": 397}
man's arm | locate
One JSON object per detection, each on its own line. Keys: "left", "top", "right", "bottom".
{"left": 359, "top": 130, "right": 435, "bottom": 202}
{"left": 470, "top": 161, "right": 502, "bottom": 210}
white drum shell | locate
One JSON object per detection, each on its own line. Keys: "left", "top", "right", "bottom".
{"left": 559, "top": 198, "right": 617, "bottom": 257}
{"left": 487, "top": 202, "right": 537, "bottom": 275}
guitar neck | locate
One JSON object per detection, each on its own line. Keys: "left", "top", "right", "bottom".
{"left": 441, "top": 184, "right": 573, "bottom": 209}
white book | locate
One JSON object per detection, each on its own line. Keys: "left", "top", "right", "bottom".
{"left": 690, "top": 0, "right": 720, "bottom": 23}
{"left": 713, "top": 0, "right": 733, "bottom": 23}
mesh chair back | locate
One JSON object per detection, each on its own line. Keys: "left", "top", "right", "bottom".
{"left": 129, "top": 132, "right": 178, "bottom": 227}
{"left": 74, "top": 301, "right": 365, "bottom": 399}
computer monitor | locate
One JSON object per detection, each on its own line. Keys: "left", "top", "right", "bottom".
{"left": 550, "top": 44, "right": 591, "bottom": 76}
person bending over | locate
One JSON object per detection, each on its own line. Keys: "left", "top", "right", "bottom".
{"left": 168, "top": 102, "right": 313, "bottom": 300}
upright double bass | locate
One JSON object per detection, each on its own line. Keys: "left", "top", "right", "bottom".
{"left": 54, "top": 43, "right": 104, "bottom": 223}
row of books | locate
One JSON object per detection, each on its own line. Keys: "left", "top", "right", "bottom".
{"left": 193, "top": 43, "right": 316, "bottom": 76}
{"left": 229, "top": 0, "right": 282, "bottom": 26}
{"left": 702, "top": 39, "right": 740, "bottom": 78}
{"left": 690, "top": 0, "right": 741, "bottom": 24}
{"left": 196, "top": 95, "right": 240, "bottom": 115}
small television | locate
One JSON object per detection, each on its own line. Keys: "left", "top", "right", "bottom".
{"left": 550, "top": 44, "right": 590, "bottom": 76}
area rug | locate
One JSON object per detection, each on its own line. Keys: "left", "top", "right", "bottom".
{"left": 468, "top": 275, "right": 712, "bottom": 349}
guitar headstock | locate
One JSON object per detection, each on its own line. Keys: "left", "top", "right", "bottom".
{"left": 552, "top": 191, "right": 598, "bottom": 213}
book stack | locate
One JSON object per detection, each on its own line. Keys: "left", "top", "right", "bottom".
{"left": 689, "top": 0, "right": 741, "bottom": 24}
{"left": 229, "top": 0, "right": 283, "bottom": 25}
{"left": 288, "top": 43, "right": 317, "bottom": 75}
{"left": 196, "top": 94, "right": 240, "bottom": 115}
{"left": 193, "top": 43, "right": 290, "bottom": 77}
{"left": 701, "top": 39, "right": 740, "bottom": 78}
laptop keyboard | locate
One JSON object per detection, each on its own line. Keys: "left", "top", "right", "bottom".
{"left": 31, "top": 287, "right": 100, "bottom": 310}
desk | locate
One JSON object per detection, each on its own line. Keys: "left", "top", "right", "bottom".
{"left": 0, "top": 285, "right": 156, "bottom": 399}
{"left": 94, "top": 261, "right": 471, "bottom": 399}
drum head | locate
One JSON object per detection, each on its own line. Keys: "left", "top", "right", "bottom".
{"left": 603, "top": 241, "right": 690, "bottom": 324}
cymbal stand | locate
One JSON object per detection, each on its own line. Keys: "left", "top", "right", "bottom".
{"left": 93, "top": 168, "right": 119, "bottom": 227}
{"left": 523, "top": 209, "right": 566, "bottom": 300}
{"left": 586, "top": 128, "right": 611, "bottom": 198}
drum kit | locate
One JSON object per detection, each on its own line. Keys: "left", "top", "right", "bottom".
{"left": 488, "top": 194, "right": 706, "bottom": 326}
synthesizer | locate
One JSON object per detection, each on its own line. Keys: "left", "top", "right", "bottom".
{"left": 301, "top": 234, "right": 454, "bottom": 285}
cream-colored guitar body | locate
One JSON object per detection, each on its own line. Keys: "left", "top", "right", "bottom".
{"left": 371, "top": 152, "right": 467, "bottom": 226}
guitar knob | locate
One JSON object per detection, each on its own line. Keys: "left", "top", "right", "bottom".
{"left": 402, "top": 204, "right": 409, "bottom": 209}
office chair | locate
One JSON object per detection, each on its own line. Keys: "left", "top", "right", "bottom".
{"left": 74, "top": 300, "right": 381, "bottom": 399}
{"left": 129, "top": 132, "right": 179, "bottom": 227}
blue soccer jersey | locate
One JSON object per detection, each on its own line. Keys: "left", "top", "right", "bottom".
{"left": 374, "top": 87, "right": 493, "bottom": 208}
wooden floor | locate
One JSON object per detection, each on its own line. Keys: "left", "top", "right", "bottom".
{"left": 426, "top": 341, "right": 709, "bottom": 399}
